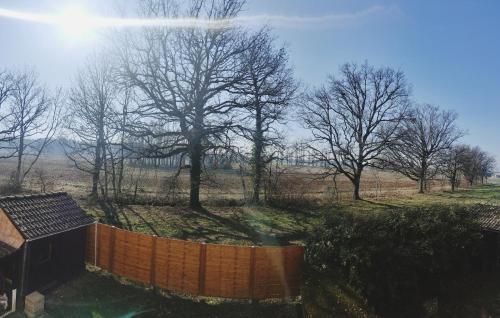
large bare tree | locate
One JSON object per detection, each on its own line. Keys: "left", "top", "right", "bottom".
{"left": 301, "top": 62, "right": 410, "bottom": 200}
{"left": 118, "top": 0, "right": 249, "bottom": 209}
{"left": 384, "top": 104, "right": 464, "bottom": 193}
{"left": 233, "top": 29, "right": 297, "bottom": 203}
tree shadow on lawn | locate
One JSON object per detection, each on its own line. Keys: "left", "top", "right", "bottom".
{"left": 194, "top": 207, "right": 310, "bottom": 246}
{"left": 45, "top": 271, "right": 302, "bottom": 318}
{"left": 104, "top": 201, "right": 318, "bottom": 246}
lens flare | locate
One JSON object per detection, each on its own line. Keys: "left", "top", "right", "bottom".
{"left": 58, "top": 6, "right": 94, "bottom": 38}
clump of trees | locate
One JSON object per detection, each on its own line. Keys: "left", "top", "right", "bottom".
{"left": 460, "top": 145, "right": 496, "bottom": 186}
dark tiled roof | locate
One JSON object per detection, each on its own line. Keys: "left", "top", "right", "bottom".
{"left": 469, "top": 205, "right": 500, "bottom": 232}
{"left": 478, "top": 210, "right": 500, "bottom": 232}
{"left": 0, "top": 192, "right": 95, "bottom": 240}
{"left": 0, "top": 241, "right": 15, "bottom": 259}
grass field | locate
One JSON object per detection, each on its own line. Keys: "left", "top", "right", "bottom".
{"left": 80, "top": 184, "right": 500, "bottom": 246}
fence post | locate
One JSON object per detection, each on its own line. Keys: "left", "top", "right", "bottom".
{"left": 248, "top": 246, "right": 256, "bottom": 300}
{"left": 198, "top": 243, "right": 207, "bottom": 296}
{"left": 150, "top": 235, "right": 157, "bottom": 286}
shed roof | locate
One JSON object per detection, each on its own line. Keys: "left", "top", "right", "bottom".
{"left": 0, "top": 192, "right": 95, "bottom": 241}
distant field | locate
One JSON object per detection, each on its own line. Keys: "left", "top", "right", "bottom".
{"left": 0, "top": 154, "right": 456, "bottom": 203}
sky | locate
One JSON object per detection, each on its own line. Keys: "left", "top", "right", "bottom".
{"left": 0, "top": 0, "right": 499, "bottom": 161}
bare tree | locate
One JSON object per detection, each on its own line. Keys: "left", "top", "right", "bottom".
{"left": 118, "top": 0, "right": 249, "bottom": 209}
{"left": 107, "top": 86, "right": 133, "bottom": 200}
{"left": 384, "top": 104, "right": 464, "bottom": 193}
{"left": 441, "top": 144, "right": 468, "bottom": 192}
{"left": 65, "top": 56, "right": 117, "bottom": 200}
{"left": 233, "top": 29, "right": 297, "bottom": 203}
{"left": 301, "top": 62, "right": 410, "bottom": 200}
{"left": 8, "top": 69, "right": 62, "bottom": 191}
{"left": 0, "top": 70, "right": 19, "bottom": 158}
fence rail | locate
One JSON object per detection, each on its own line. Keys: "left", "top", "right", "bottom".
{"left": 85, "top": 223, "right": 303, "bottom": 299}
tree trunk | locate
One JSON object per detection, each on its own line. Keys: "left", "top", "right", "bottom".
{"left": 252, "top": 106, "right": 263, "bottom": 203}
{"left": 190, "top": 140, "right": 202, "bottom": 209}
{"left": 14, "top": 129, "right": 25, "bottom": 191}
{"left": 189, "top": 103, "right": 204, "bottom": 210}
{"left": 418, "top": 177, "right": 425, "bottom": 193}
{"left": 91, "top": 141, "right": 101, "bottom": 199}
{"left": 419, "top": 160, "right": 427, "bottom": 193}
{"left": 352, "top": 174, "right": 361, "bottom": 200}
{"left": 92, "top": 116, "right": 105, "bottom": 199}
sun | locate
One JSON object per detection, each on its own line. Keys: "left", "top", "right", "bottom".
{"left": 57, "top": 6, "right": 96, "bottom": 40}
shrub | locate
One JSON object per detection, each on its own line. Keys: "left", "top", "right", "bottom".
{"left": 305, "top": 205, "right": 483, "bottom": 318}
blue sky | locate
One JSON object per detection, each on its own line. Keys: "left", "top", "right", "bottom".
{"left": 1, "top": 0, "right": 499, "bottom": 161}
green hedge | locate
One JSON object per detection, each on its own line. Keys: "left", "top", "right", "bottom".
{"left": 304, "top": 205, "right": 484, "bottom": 318}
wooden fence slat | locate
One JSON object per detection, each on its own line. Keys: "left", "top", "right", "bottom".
{"left": 150, "top": 236, "right": 157, "bottom": 285}
{"left": 249, "top": 246, "right": 256, "bottom": 299}
{"left": 198, "top": 243, "right": 207, "bottom": 295}
{"left": 108, "top": 226, "right": 116, "bottom": 273}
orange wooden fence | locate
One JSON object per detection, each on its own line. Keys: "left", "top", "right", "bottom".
{"left": 85, "top": 223, "right": 304, "bottom": 299}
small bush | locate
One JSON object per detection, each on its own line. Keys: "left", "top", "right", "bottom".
{"left": 305, "top": 205, "right": 484, "bottom": 318}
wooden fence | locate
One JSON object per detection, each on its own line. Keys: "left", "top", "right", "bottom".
{"left": 85, "top": 223, "right": 304, "bottom": 299}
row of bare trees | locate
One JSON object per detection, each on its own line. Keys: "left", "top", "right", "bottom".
{"left": 301, "top": 62, "right": 494, "bottom": 200}
{"left": 443, "top": 145, "right": 496, "bottom": 191}
{"left": 63, "top": 0, "right": 496, "bottom": 205}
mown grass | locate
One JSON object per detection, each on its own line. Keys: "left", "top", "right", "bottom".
{"left": 81, "top": 184, "right": 500, "bottom": 247}
{"left": 82, "top": 203, "right": 324, "bottom": 246}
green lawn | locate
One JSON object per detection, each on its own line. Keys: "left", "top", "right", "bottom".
{"left": 41, "top": 270, "right": 301, "bottom": 318}
{"left": 82, "top": 184, "right": 500, "bottom": 246}
{"left": 83, "top": 203, "right": 324, "bottom": 246}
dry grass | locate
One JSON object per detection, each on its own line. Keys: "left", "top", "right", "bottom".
{"left": 0, "top": 155, "right": 456, "bottom": 204}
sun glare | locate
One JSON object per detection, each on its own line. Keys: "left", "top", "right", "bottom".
{"left": 57, "top": 6, "right": 95, "bottom": 40}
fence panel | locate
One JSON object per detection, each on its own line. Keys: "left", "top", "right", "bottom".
{"left": 85, "top": 223, "right": 303, "bottom": 299}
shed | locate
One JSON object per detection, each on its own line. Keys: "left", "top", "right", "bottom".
{"left": 0, "top": 192, "right": 94, "bottom": 303}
